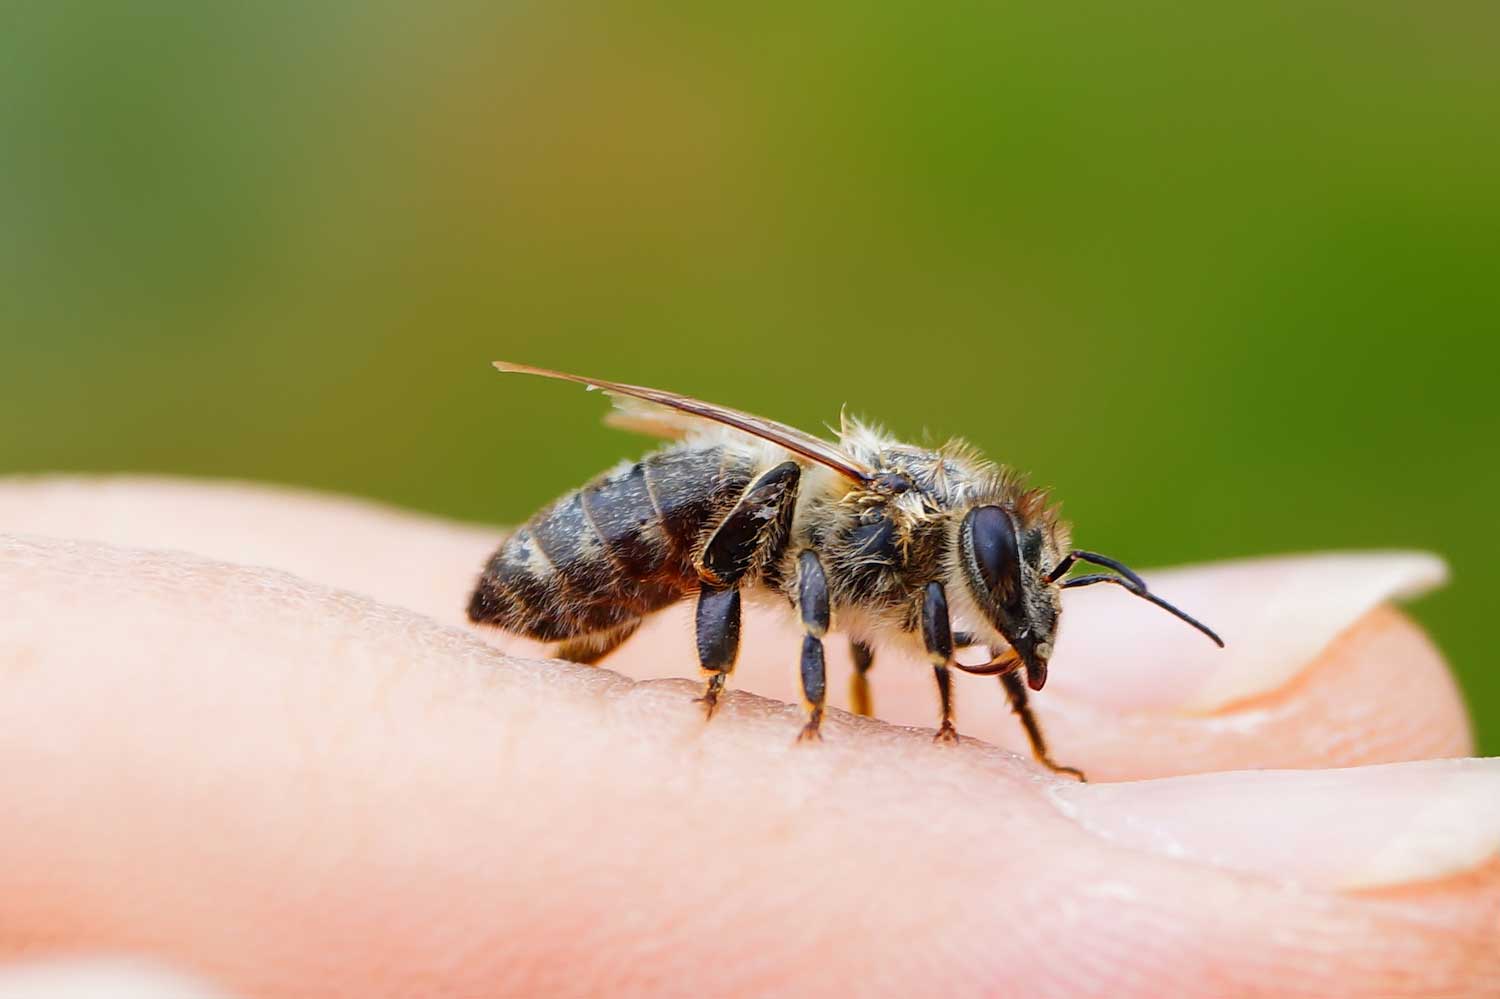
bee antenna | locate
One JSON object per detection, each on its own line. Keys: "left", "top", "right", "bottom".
{"left": 1047, "top": 550, "right": 1225, "bottom": 647}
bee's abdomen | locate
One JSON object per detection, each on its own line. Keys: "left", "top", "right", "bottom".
{"left": 467, "top": 444, "right": 754, "bottom": 640}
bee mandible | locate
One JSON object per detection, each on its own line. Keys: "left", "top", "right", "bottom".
{"left": 467, "top": 362, "right": 1223, "bottom": 779}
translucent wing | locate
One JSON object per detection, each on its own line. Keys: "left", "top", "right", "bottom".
{"left": 493, "top": 361, "right": 875, "bottom": 483}
{"left": 600, "top": 395, "right": 702, "bottom": 440}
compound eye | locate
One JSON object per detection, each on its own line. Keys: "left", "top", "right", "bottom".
{"left": 965, "top": 505, "right": 1022, "bottom": 608}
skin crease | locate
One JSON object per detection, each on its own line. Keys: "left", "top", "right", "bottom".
{"left": 0, "top": 478, "right": 1495, "bottom": 997}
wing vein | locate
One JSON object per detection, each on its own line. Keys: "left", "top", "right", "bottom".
{"left": 493, "top": 361, "right": 874, "bottom": 483}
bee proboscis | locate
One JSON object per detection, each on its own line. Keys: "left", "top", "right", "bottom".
{"left": 467, "top": 362, "right": 1223, "bottom": 779}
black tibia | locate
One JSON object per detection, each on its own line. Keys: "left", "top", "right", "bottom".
{"left": 999, "top": 670, "right": 1085, "bottom": 781}
{"left": 554, "top": 620, "right": 641, "bottom": 665}
{"left": 795, "top": 550, "right": 830, "bottom": 741}
{"left": 698, "top": 461, "right": 801, "bottom": 587}
{"left": 694, "top": 584, "right": 741, "bottom": 718}
{"left": 921, "top": 582, "right": 959, "bottom": 742}
{"left": 849, "top": 640, "right": 875, "bottom": 717}
{"left": 921, "top": 583, "right": 954, "bottom": 665}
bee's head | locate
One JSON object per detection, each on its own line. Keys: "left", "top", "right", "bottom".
{"left": 954, "top": 503, "right": 1064, "bottom": 690}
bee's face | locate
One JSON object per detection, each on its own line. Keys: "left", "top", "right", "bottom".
{"left": 955, "top": 504, "right": 1063, "bottom": 689}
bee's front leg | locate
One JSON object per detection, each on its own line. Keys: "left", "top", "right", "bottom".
{"left": 794, "top": 550, "right": 829, "bottom": 742}
{"left": 999, "top": 670, "right": 1085, "bottom": 781}
{"left": 920, "top": 582, "right": 960, "bottom": 743}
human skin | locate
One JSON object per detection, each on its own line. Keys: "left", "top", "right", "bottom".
{"left": 0, "top": 477, "right": 1496, "bottom": 998}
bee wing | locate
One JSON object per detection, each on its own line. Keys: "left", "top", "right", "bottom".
{"left": 493, "top": 361, "right": 875, "bottom": 483}
{"left": 599, "top": 395, "right": 702, "bottom": 440}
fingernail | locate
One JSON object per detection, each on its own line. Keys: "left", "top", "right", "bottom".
{"left": 1050, "top": 758, "right": 1500, "bottom": 890}
{"left": 1047, "top": 551, "right": 1448, "bottom": 713}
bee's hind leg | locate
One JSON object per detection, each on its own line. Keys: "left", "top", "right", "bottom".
{"left": 794, "top": 550, "right": 829, "bottom": 742}
{"left": 554, "top": 619, "right": 642, "bottom": 666}
{"left": 694, "top": 584, "right": 741, "bottom": 719}
{"left": 692, "top": 460, "right": 801, "bottom": 724}
{"left": 999, "top": 670, "right": 1085, "bottom": 781}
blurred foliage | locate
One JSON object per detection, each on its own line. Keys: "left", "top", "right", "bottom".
{"left": 3, "top": 2, "right": 1497, "bottom": 748}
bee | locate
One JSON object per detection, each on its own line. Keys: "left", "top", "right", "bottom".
{"left": 467, "top": 362, "right": 1223, "bottom": 779}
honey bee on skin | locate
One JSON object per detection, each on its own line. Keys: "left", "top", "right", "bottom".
{"left": 467, "top": 362, "right": 1223, "bottom": 779}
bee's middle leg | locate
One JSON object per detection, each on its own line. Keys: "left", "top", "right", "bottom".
{"left": 921, "top": 582, "right": 960, "bottom": 743}
{"left": 795, "top": 549, "right": 829, "bottom": 742}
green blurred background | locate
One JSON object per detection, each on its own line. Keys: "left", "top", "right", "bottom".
{"left": 3, "top": 3, "right": 1497, "bottom": 749}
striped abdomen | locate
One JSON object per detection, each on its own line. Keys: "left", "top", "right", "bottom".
{"left": 467, "top": 443, "right": 757, "bottom": 640}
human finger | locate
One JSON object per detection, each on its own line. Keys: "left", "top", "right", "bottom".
{"left": 0, "top": 534, "right": 1496, "bottom": 997}
{"left": 0, "top": 477, "right": 1470, "bottom": 780}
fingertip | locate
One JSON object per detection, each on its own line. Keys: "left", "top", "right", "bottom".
{"left": 990, "top": 603, "right": 1471, "bottom": 781}
{"left": 1047, "top": 551, "right": 1449, "bottom": 713}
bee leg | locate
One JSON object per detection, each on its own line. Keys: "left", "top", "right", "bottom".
{"left": 697, "top": 461, "right": 801, "bottom": 587}
{"left": 921, "top": 582, "right": 960, "bottom": 743}
{"left": 849, "top": 639, "right": 875, "bottom": 717}
{"left": 999, "top": 669, "right": 1085, "bottom": 781}
{"left": 694, "top": 584, "right": 741, "bottom": 720}
{"left": 691, "top": 462, "right": 802, "bottom": 724}
{"left": 795, "top": 550, "right": 830, "bottom": 742}
{"left": 554, "top": 619, "right": 642, "bottom": 666}
{"left": 932, "top": 663, "right": 958, "bottom": 743}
